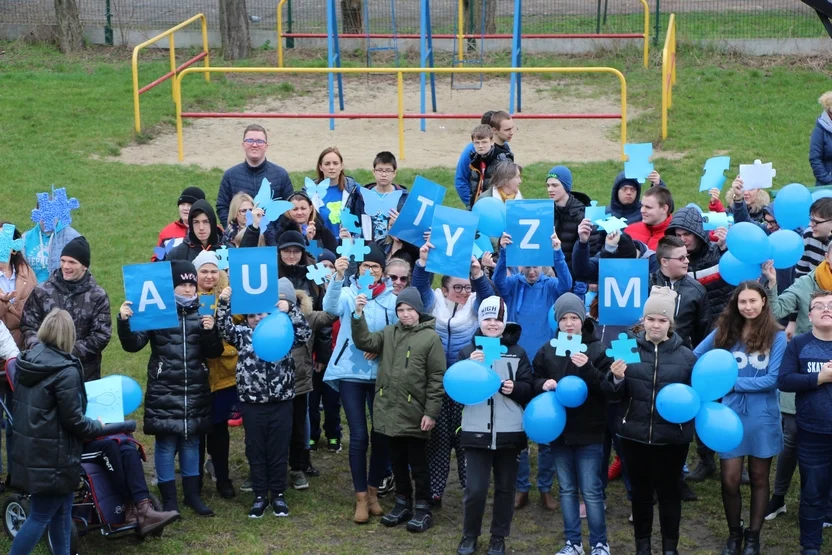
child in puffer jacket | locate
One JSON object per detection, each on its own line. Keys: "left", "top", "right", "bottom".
{"left": 216, "top": 278, "right": 312, "bottom": 519}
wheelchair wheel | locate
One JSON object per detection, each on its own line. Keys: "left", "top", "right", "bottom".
{"left": 46, "top": 518, "right": 78, "bottom": 555}
{"left": 3, "top": 495, "right": 29, "bottom": 540}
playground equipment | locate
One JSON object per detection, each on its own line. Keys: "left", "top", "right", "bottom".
{"left": 661, "top": 13, "right": 677, "bottom": 140}
{"left": 800, "top": 0, "right": 832, "bottom": 39}
{"left": 131, "top": 13, "right": 210, "bottom": 134}
{"left": 172, "top": 65, "right": 628, "bottom": 162}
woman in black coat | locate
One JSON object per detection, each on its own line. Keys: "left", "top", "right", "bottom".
{"left": 9, "top": 309, "right": 130, "bottom": 555}
{"left": 264, "top": 191, "right": 338, "bottom": 253}
{"left": 616, "top": 287, "right": 697, "bottom": 555}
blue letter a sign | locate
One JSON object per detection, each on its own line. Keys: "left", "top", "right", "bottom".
{"left": 122, "top": 262, "right": 177, "bottom": 332}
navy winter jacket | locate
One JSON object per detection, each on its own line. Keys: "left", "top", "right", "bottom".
{"left": 778, "top": 331, "right": 832, "bottom": 435}
{"left": 809, "top": 111, "right": 832, "bottom": 186}
{"left": 216, "top": 159, "right": 294, "bottom": 223}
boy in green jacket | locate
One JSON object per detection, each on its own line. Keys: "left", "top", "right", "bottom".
{"left": 351, "top": 287, "right": 446, "bottom": 533}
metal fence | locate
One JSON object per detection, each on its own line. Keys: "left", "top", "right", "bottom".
{"left": 1, "top": 0, "right": 824, "bottom": 41}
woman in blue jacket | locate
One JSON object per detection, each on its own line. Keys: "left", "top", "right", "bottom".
{"left": 323, "top": 243, "right": 397, "bottom": 523}
{"left": 694, "top": 281, "right": 786, "bottom": 555}
{"left": 411, "top": 242, "right": 494, "bottom": 505}
{"left": 809, "top": 92, "right": 832, "bottom": 186}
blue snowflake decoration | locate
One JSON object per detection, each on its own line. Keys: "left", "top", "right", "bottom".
{"left": 31, "top": 187, "right": 80, "bottom": 233}
{"left": 0, "top": 224, "right": 24, "bottom": 264}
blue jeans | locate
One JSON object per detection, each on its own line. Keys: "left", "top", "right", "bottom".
{"left": 154, "top": 434, "right": 200, "bottom": 483}
{"left": 552, "top": 443, "right": 607, "bottom": 546}
{"left": 10, "top": 492, "right": 74, "bottom": 555}
{"left": 797, "top": 428, "right": 832, "bottom": 550}
{"left": 340, "top": 381, "right": 389, "bottom": 492}
{"left": 516, "top": 443, "right": 555, "bottom": 493}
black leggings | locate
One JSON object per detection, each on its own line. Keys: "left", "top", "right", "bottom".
{"left": 199, "top": 422, "right": 231, "bottom": 483}
{"left": 721, "top": 456, "right": 772, "bottom": 532}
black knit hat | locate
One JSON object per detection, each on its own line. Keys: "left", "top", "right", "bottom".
{"left": 364, "top": 242, "right": 387, "bottom": 270}
{"left": 178, "top": 186, "right": 206, "bottom": 206}
{"left": 278, "top": 231, "right": 306, "bottom": 251}
{"left": 60, "top": 236, "right": 91, "bottom": 267}
{"left": 170, "top": 260, "right": 198, "bottom": 288}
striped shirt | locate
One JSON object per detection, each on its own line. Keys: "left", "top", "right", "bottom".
{"left": 795, "top": 229, "right": 830, "bottom": 277}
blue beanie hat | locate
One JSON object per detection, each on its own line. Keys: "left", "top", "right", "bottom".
{"left": 547, "top": 165, "right": 573, "bottom": 193}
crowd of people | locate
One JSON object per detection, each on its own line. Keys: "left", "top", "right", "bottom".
{"left": 1, "top": 100, "right": 832, "bottom": 555}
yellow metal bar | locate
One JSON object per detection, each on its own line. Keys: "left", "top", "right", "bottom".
{"left": 132, "top": 47, "right": 142, "bottom": 133}
{"left": 661, "top": 14, "right": 676, "bottom": 140}
{"left": 277, "top": 0, "right": 288, "bottom": 68}
{"left": 201, "top": 15, "right": 211, "bottom": 82}
{"left": 169, "top": 33, "right": 177, "bottom": 102}
{"left": 457, "top": 0, "right": 464, "bottom": 64}
{"left": 639, "top": 0, "right": 649, "bottom": 68}
{"left": 174, "top": 66, "right": 628, "bottom": 162}
{"left": 397, "top": 71, "right": 405, "bottom": 160}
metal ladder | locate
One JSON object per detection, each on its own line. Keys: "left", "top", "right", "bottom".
{"left": 451, "top": 0, "right": 486, "bottom": 91}
{"left": 365, "top": 0, "right": 400, "bottom": 68}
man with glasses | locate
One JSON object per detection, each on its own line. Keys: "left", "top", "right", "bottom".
{"left": 345, "top": 151, "right": 408, "bottom": 242}
{"left": 796, "top": 198, "right": 832, "bottom": 278}
{"left": 216, "top": 124, "right": 293, "bottom": 224}
{"left": 778, "top": 289, "right": 832, "bottom": 555}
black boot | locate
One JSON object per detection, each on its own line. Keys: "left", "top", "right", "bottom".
{"left": 406, "top": 500, "right": 433, "bottom": 533}
{"left": 662, "top": 536, "right": 679, "bottom": 555}
{"left": 720, "top": 526, "right": 743, "bottom": 555}
{"left": 741, "top": 528, "right": 760, "bottom": 555}
{"left": 686, "top": 459, "right": 716, "bottom": 482}
{"left": 380, "top": 495, "right": 412, "bottom": 527}
{"left": 635, "top": 537, "right": 652, "bottom": 555}
{"left": 158, "top": 480, "right": 179, "bottom": 513}
{"left": 182, "top": 476, "right": 214, "bottom": 516}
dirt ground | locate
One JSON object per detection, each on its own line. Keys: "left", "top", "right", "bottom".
{"left": 117, "top": 76, "right": 639, "bottom": 172}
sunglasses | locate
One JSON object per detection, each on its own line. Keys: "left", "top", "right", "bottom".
{"left": 387, "top": 274, "right": 408, "bottom": 282}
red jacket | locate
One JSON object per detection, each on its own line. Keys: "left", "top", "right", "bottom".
{"left": 624, "top": 214, "right": 673, "bottom": 250}
{"left": 151, "top": 221, "right": 188, "bottom": 261}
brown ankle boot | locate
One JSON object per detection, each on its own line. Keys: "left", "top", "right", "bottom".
{"left": 540, "top": 491, "right": 558, "bottom": 511}
{"left": 123, "top": 503, "right": 138, "bottom": 526}
{"left": 354, "top": 492, "right": 370, "bottom": 524}
{"left": 135, "top": 498, "right": 181, "bottom": 537}
{"left": 367, "top": 487, "right": 384, "bottom": 516}
{"left": 514, "top": 491, "right": 529, "bottom": 510}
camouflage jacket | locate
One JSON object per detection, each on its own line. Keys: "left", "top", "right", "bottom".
{"left": 217, "top": 299, "right": 312, "bottom": 404}
{"left": 21, "top": 270, "right": 112, "bottom": 382}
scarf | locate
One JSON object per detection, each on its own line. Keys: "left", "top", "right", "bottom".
{"left": 369, "top": 281, "right": 386, "bottom": 298}
{"left": 815, "top": 260, "right": 832, "bottom": 291}
{"left": 498, "top": 188, "right": 517, "bottom": 202}
{"left": 175, "top": 293, "right": 198, "bottom": 307}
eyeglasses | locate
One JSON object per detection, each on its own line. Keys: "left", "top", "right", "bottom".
{"left": 282, "top": 248, "right": 303, "bottom": 255}
{"left": 386, "top": 274, "right": 408, "bottom": 282}
{"left": 810, "top": 217, "right": 832, "bottom": 226}
{"left": 451, "top": 284, "right": 473, "bottom": 293}
{"left": 373, "top": 168, "right": 395, "bottom": 175}
{"left": 238, "top": 208, "right": 252, "bottom": 215}
{"left": 243, "top": 138, "right": 267, "bottom": 146}
{"left": 662, "top": 255, "right": 689, "bottom": 262}
{"left": 360, "top": 263, "right": 382, "bottom": 272}
{"left": 810, "top": 302, "right": 832, "bottom": 312}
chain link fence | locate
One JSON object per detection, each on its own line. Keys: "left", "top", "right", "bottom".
{"left": 0, "top": 0, "right": 825, "bottom": 41}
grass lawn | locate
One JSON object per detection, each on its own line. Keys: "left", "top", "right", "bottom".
{"left": 0, "top": 40, "right": 829, "bottom": 553}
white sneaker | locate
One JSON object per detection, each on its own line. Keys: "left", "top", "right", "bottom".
{"left": 628, "top": 513, "right": 633, "bottom": 523}
{"left": 591, "top": 543, "right": 610, "bottom": 555}
{"left": 557, "top": 541, "right": 585, "bottom": 555}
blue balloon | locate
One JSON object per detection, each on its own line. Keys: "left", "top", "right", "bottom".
{"left": 120, "top": 376, "right": 143, "bottom": 416}
{"left": 812, "top": 189, "right": 832, "bottom": 201}
{"left": 656, "top": 383, "right": 701, "bottom": 424}
{"left": 555, "top": 376, "right": 588, "bottom": 408}
{"left": 252, "top": 311, "right": 295, "bottom": 363}
{"left": 718, "top": 252, "right": 760, "bottom": 286}
{"left": 695, "top": 402, "right": 744, "bottom": 453}
{"left": 768, "top": 229, "right": 804, "bottom": 269}
{"left": 547, "top": 305, "right": 558, "bottom": 332}
{"left": 726, "top": 222, "right": 771, "bottom": 264}
{"left": 472, "top": 197, "right": 506, "bottom": 238}
{"left": 691, "top": 349, "right": 738, "bottom": 402}
{"left": 773, "top": 183, "right": 812, "bottom": 231}
{"left": 523, "top": 392, "right": 567, "bottom": 444}
{"left": 443, "top": 360, "right": 502, "bottom": 405}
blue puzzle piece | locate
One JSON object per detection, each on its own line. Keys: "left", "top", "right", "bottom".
{"left": 0, "top": 224, "right": 24, "bottom": 264}
{"left": 550, "top": 332, "right": 588, "bottom": 357}
{"left": 337, "top": 239, "right": 371, "bottom": 262}
{"left": 306, "top": 263, "right": 334, "bottom": 285}
{"left": 594, "top": 216, "right": 629, "bottom": 234}
{"left": 584, "top": 200, "right": 607, "bottom": 223}
{"left": 474, "top": 336, "right": 508, "bottom": 368}
{"left": 340, "top": 208, "right": 362, "bottom": 235}
{"left": 624, "top": 143, "right": 654, "bottom": 184}
{"left": 472, "top": 233, "right": 494, "bottom": 259}
{"left": 606, "top": 333, "right": 640, "bottom": 363}
{"left": 31, "top": 187, "right": 80, "bottom": 233}
{"left": 152, "top": 238, "right": 176, "bottom": 261}
{"left": 356, "top": 269, "right": 375, "bottom": 299}
{"left": 702, "top": 212, "right": 733, "bottom": 231}
{"left": 198, "top": 294, "right": 217, "bottom": 317}
{"left": 215, "top": 246, "right": 229, "bottom": 270}
{"left": 306, "top": 240, "right": 323, "bottom": 259}
{"left": 699, "top": 156, "right": 731, "bottom": 192}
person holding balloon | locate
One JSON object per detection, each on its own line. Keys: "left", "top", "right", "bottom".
{"left": 322, "top": 245, "right": 397, "bottom": 524}
{"left": 693, "top": 281, "right": 786, "bottom": 555}
{"left": 531, "top": 293, "right": 627, "bottom": 555}
{"left": 117, "top": 259, "right": 224, "bottom": 517}
{"left": 454, "top": 296, "right": 535, "bottom": 555}
{"left": 615, "top": 287, "right": 697, "bottom": 555}
{"left": 216, "top": 282, "right": 312, "bottom": 518}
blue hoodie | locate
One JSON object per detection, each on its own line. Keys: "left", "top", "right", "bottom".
{"left": 22, "top": 223, "right": 80, "bottom": 283}
{"left": 778, "top": 331, "right": 832, "bottom": 435}
{"left": 454, "top": 143, "right": 476, "bottom": 206}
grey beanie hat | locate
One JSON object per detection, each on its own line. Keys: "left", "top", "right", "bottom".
{"left": 395, "top": 287, "right": 424, "bottom": 314}
{"left": 278, "top": 277, "right": 297, "bottom": 307}
{"left": 554, "top": 292, "right": 587, "bottom": 324}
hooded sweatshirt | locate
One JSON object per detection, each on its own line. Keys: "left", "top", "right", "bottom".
{"left": 167, "top": 199, "right": 225, "bottom": 263}
{"left": 809, "top": 110, "right": 832, "bottom": 186}
{"left": 22, "top": 223, "right": 81, "bottom": 283}
{"left": 606, "top": 172, "right": 670, "bottom": 225}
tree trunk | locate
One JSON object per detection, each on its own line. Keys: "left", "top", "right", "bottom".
{"left": 219, "top": 0, "right": 251, "bottom": 60}
{"left": 464, "top": 0, "right": 497, "bottom": 35}
{"left": 54, "top": 0, "right": 83, "bottom": 53}
{"left": 341, "top": 0, "right": 363, "bottom": 35}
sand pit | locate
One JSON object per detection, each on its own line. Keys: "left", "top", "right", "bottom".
{"left": 117, "top": 76, "right": 641, "bottom": 172}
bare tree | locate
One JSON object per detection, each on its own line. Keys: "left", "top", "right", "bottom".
{"left": 464, "top": 0, "right": 497, "bottom": 35}
{"left": 54, "top": 0, "right": 83, "bottom": 53}
{"left": 220, "top": 0, "right": 251, "bottom": 60}
{"left": 341, "top": 0, "right": 363, "bottom": 35}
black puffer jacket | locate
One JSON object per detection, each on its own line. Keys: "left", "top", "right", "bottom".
{"left": 167, "top": 200, "right": 227, "bottom": 263}
{"left": 10, "top": 344, "right": 103, "bottom": 495}
{"left": 117, "top": 301, "right": 224, "bottom": 437}
{"left": 607, "top": 172, "right": 671, "bottom": 225}
{"left": 665, "top": 207, "right": 734, "bottom": 326}
{"left": 531, "top": 318, "right": 623, "bottom": 445}
{"left": 556, "top": 192, "right": 598, "bottom": 276}
{"left": 264, "top": 213, "right": 338, "bottom": 254}
{"left": 617, "top": 332, "right": 696, "bottom": 445}
{"left": 649, "top": 271, "right": 711, "bottom": 349}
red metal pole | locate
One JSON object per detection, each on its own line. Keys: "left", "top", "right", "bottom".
{"left": 139, "top": 51, "right": 208, "bottom": 95}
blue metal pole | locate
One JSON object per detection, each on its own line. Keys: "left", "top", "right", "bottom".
{"left": 327, "top": 0, "right": 336, "bottom": 130}
{"left": 509, "top": 0, "right": 522, "bottom": 114}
